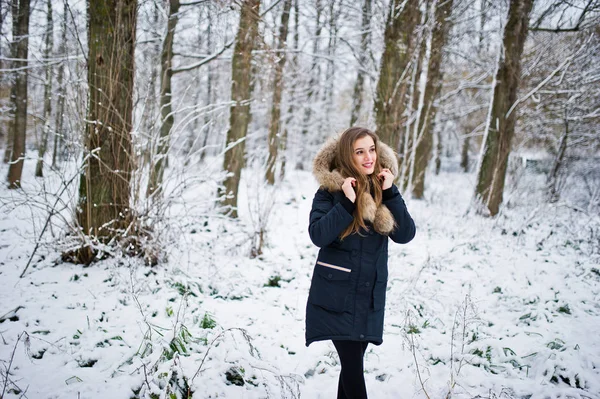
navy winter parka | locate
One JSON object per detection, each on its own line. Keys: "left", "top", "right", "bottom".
{"left": 305, "top": 136, "right": 416, "bottom": 347}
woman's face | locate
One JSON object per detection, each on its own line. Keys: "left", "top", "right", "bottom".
{"left": 352, "top": 135, "right": 377, "bottom": 175}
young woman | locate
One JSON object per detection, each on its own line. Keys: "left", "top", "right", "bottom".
{"left": 305, "top": 127, "right": 416, "bottom": 399}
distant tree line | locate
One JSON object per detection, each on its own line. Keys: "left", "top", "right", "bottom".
{"left": 1, "top": 0, "right": 598, "bottom": 263}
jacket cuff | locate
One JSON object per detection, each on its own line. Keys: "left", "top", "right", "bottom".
{"left": 339, "top": 196, "right": 356, "bottom": 215}
{"left": 382, "top": 186, "right": 397, "bottom": 201}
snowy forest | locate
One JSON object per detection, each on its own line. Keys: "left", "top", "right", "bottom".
{"left": 1, "top": 0, "right": 600, "bottom": 397}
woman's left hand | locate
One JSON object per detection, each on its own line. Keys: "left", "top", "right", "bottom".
{"left": 378, "top": 168, "right": 394, "bottom": 190}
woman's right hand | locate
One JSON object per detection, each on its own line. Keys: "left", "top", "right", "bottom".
{"left": 342, "top": 177, "right": 357, "bottom": 203}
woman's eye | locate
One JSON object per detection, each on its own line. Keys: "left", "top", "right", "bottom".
{"left": 356, "top": 151, "right": 362, "bottom": 155}
{"left": 370, "top": 148, "right": 375, "bottom": 153}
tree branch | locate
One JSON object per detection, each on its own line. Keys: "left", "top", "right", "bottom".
{"left": 172, "top": 39, "right": 234, "bottom": 74}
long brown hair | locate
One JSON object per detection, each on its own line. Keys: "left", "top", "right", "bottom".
{"left": 335, "top": 127, "right": 383, "bottom": 240}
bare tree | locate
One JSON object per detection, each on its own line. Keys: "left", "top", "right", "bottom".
{"left": 7, "top": 0, "right": 30, "bottom": 188}
{"left": 52, "top": 0, "right": 68, "bottom": 165}
{"left": 374, "top": 0, "right": 421, "bottom": 157}
{"left": 75, "top": 0, "right": 137, "bottom": 263}
{"left": 474, "top": 0, "right": 534, "bottom": 216}
{"left": 322, "top": 0, "right": 342, "bottom": 124}
{"left": 266, "top": 0, "right": 292, "bottom": 185}
{"left": 349, "top": 0, "right": 372, "bottom": 126}
{"left": 199, "top": 4, "right": 213, "bottom": 162}
{"left": 35, "top": 0, "right": 54, "bottom": 177}
{"left": 2, "top": 0, "right": 19, "bottom": 165}
{"left": 219, "top": 0, "right": 261, "bottom": 217}
{"left": 411, "top": 0, "right": 454, "bottom": 199}
{"left": 280, "top": 0, "right": 299, "bottom": 181}
{"left": 299, "top": 0, "right": 323, "bottom": 165}
{"left": 401, "top": 1, "right": 427, "bottom": 190}
{"left": 147, "top": 0, "right": 181, "bottom": 200}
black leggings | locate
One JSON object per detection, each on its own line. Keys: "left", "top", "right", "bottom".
{"left": 332, "top": 340, "right": 369, "bottom": 399}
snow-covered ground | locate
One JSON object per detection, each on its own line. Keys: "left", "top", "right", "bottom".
{"left": 1, "top": 158, "right": 599, "bottom": 399}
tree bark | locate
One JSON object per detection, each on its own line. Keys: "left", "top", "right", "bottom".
{"left": 475, "top": 0, "right": 534, "bottom": 216}
{"left": 3, "top": 0, "right": 20, "bottom": 165}
{"left": 200, "top": 5, "right": 213, "bottom": 161}
{"left": 36, "top": 0, "right": 54, "bottom": 178}
{"left": 460, "top": 135, "right": 470, "bottom": 172}
{"left": 280, "top": 0, "right": 299, "bottom": 181}
{"left": 299, "top": 0, "right": 323, "bottom": 165}
{"left": 411, "top": 0, "right": 454, "bottom": 199}
{"left": 7, "top": 0, "right": 30, "bottom": 188}
{"left": 350, "top": 0, "right": 371, "bottom": 126}
{"left": 148, "top": 0, "right": 180, "bottom": 200}
{"left": 266, "top": 0, "right": 292, "bottom": 185}
{"left": 322, "top": 0, "right": 340, "bottom": 124}
{"left": 434, "top": 128, "right": 442, "bottom": 174}
{"left": 401, "top": 4, "right": 427, "bottom": 190}
{"left": 219, "top": 0, "right": 261, "bottom": 217}
{"left": 374, "top": 0, "right": 421, "bottom": 153}
{"left": 547, "top": 112, "right": 568, "bottom": 203}
{"left": 141, "top": 2, "right": 160, "bottom": 167}
{"left": 52, "top": 0, "right": 68, "bottom": 165}
{"left": 76, "top": 0, "right": 137, "bottom": 259}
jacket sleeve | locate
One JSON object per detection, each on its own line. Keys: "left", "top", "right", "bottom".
{"left": 382, "top": 184, "right": 416, "bottom": 244}
{"left": 308, "top": 189, "right": 354, "bottom": 248}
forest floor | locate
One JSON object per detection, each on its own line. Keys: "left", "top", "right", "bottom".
{"left": 1, "top": 158, "right": 599, "bottom": 399}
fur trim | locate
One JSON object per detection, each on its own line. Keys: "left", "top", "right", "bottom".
{"left": 312, "top": 134, "right": 398, "bottom": 235}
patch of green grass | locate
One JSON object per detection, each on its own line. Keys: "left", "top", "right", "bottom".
{"left": 170, "top": 282, "right": 198, "bottom": 297}
{"left": 547, "top": 339, "right": 566, "bottom": 351}
{"left": 429, "top": 356, "right": 444, "bottom": 365}
{"left": 265, "top": 275, "right": 281, "bottom": 287}
{"left": 557, "top": 304, "right": 571, "bottom": 314}
{"left": 406, "top": 324, "right": 420, "bottom": 334}
{"left": 200, "top": 313, "right": 216, "bottom": 329}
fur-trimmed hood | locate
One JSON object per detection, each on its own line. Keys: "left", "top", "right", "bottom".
{"left": 312, "top": 134, "right": 398, "bottom": 235}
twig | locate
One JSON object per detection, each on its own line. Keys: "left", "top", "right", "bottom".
{"left": 19, "top": 154, "right": 92, "bottom": 279}
{"left": 1, "top": 332, "right": 27, "bottom": 399}
{"left": 191, "top": 327, "right": 249, "bottom": 383}
{"left": 409, "top": 329, "right": 431, "bottom": 399}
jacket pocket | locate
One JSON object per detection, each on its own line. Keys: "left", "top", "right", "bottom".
{"left": 308, "top": 260, "right": 352, "bottom": 312}
{"left": 372, "top": 253, "right": 388, "bottom": 311}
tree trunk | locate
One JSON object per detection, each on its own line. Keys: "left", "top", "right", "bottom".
{"left": 147, "top": 0, "right": 180, "bottom": 200}
{"left": 299, "top": 0, "right": 323, "bottom": 167}
{"left": 7, "top": 0, "right": 30, "bottom": 188}
{"left": 141, "top": 2, "right": 160, "bottom": 167}
{"left": 411, "top": 0, "right": 454, "bottom": 199}
{"left": 3, "top": 0, "right": 19, "bottom": 165}
{"left": 266, "top": 0, "right": 292, "bottom": 185}
{"left": 401, "top": 5, "right": 427, "bottom": 190}
{"left": 0, "top": 1, "right": 7, "bottom": 148}
{"left": 322, "top": 0, "right": 340, "bottom": 125}
{"left": 280, "top": 0, "right": 299, "bottom": 181}
{"left": 547, "top": 113, "right": 568, "bottom": 203}
{"left": 52, "top": 0, "right": 68, "bottom": 165}
{"left": 219, "top": 0, "right": 261, "bottom": 217}
{"left": 349, "top": 0, "right": 372, "bottom": 126}
{"left": 475, "top": 0, "right": 534, "bottom": 216}
{"left": 76, "top": 0, "right": 137, "bottom": 261}
{"left": 200, "top": 5, "right": 213, "bottom": 162}
{"left": 434, "top": 128, "right": 442, "bottom": 174}
{"left": 374, "top": 0, "right": 420, "bottom": 152}
{"left": 460, "top": 135, "right": 470, "bottom": 172}
{"left": 36, "top": 0, "right": 53, "bottom": 178}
